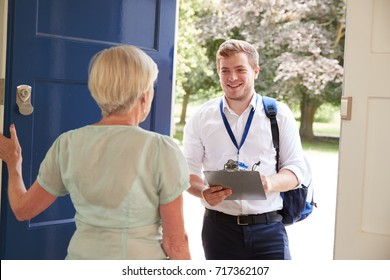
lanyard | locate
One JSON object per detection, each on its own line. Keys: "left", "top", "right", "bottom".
{"left": 219, "top": 96, "right": 257, "bottom": 158}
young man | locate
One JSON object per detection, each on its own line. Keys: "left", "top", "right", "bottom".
{"left": 183, "top": 39, "right": 305, "bottom": 260}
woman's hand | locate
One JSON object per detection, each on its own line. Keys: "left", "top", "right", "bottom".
{"left": 0, "top": 124, "right": 22, "bottom": 170}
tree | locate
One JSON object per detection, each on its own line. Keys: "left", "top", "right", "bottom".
{"left": 198, "top": 0, "right": 346, "bottom": 139}
{"left": 175, "top": 0, "right": 218, "bottom": 125}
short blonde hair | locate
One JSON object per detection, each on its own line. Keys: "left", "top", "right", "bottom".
{"left": 88, "top": 45, "right": 158, "bottom": 116}
{"left": 216, "top": 39, "right": 259, "bottom": 72}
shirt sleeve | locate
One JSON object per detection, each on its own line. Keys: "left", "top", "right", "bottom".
{"left": 37, "top": 136, "right": 68, "bottom": 197}
{"left": 277, "top": 102, "right": 305, "bottom": 186}
{"left": 156, "top": 136, "right": 190, "bottom": 204}
{"left": 182, "top": 110, "right": 205, "bottom": 178}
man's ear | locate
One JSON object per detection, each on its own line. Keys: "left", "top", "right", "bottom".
{"left": 254, "top": 66, "right": 260, "bottom": 79}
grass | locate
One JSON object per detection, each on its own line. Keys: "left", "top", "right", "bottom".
{"left": 303, "top": 121, "right": 340, "bottom": 153}
{"left": 313, "top": 122, "right": 340, "bottom": 136}
{"left": 302, "top": 137, "right": 339, "bottom": 153}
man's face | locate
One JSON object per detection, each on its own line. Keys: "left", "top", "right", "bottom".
{"left": 218, "top": 52, "right": 259, "bottom": 102}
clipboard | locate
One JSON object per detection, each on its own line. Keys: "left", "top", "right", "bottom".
{"left": 203, "top": 170, "right": 266, "bottom": 200}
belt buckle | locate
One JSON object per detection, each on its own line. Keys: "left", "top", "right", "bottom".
{"left": 237, "top": 215, "right": 249, "bottom": 225}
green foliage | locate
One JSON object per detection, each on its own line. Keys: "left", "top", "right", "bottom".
{"left": 314, "top": 103, "right": 340, "bottom": 123}
{"left": 175, "top": 0, "right": 219, "bottom": 104}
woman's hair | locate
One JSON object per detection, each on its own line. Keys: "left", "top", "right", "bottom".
{"left": 216, "top": 39, "right": 259, "bottom": 72}
{"left": 88, "top": 45, "right": 158, "bottom": 116}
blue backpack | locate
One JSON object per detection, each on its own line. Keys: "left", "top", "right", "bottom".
{"left": 262, "top": 96, "right": 317, "bottom": 225}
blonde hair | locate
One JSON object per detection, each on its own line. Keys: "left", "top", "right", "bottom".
{"left": 88, "top": 45, "right": 158, "bottom": 116}
{"left": 216, "top": 39, "right": 259, "bottom": 72}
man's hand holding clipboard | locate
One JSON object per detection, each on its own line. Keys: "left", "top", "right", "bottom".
{"left": 203, "top": 170, "right": 267, "bottom": 200}
{"left": 202, "top": 159, "right": 267, "bottom": 201}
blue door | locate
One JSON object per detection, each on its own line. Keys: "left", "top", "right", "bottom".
{"left": 1, "top": 0, "right": 177, "bottom": 259}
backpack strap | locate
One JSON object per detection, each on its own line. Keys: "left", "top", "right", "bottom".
{"left": 262, "top": 96, "right": 280, "bottom": 171}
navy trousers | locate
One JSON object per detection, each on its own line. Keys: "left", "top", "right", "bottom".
{"left": 202, "top": 213, "right": 291, "bottom": 260}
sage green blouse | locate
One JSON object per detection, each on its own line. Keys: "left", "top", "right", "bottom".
{"left": 37, "top": 125, "right": 189, "bottom": 259}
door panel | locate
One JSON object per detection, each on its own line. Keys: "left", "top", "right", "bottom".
{"left": 1, "top": 0, "right": 177, "bottom": 259}
{"left": 37, "top": 0, "right": 159, "bottom": 49}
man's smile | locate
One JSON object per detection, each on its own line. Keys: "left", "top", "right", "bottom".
{"left": 227, "top": 82, "right": 242, "bottom": 88}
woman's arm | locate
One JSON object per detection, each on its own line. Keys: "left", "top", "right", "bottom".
{"left": 159, "top": 194, "right": 191, "bottom": 260}
{"left": 0, "top": 124, "right": 57, "bottom": 221}
{"left": 9, "top": 179, "right": 57, "bottom": 221}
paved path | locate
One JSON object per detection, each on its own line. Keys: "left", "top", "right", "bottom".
{"left": 183, "top": 150, "right": 339, "bottom": 260}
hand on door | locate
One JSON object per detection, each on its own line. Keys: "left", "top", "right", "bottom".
{"left": 0, "top": 124, "right": 22, "bottom": 172}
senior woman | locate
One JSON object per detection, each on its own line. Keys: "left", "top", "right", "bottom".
{"left": 0, "top": 45, "right": 191, "bottom": 260}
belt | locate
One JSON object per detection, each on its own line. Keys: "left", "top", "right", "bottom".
{"left": 204, "top": 209, "right": 282, "bottom": 225}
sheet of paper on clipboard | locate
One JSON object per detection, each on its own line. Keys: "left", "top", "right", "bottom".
{"left": 203, "top": 170, "right": 267, "bottom": 200}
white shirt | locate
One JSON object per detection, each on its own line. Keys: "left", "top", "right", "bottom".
{"left": 183, "top": 93, "right": 305, "bottom": 215}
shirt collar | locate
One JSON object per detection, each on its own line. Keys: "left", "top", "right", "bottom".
{"left": 222, "top": 92, "right": 258, "bottom": 114}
